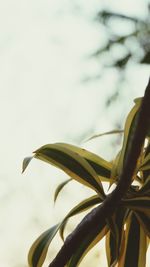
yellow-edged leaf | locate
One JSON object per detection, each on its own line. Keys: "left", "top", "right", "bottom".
{"left": 117, "top": 99, "right": 141, "bottom": 176}
{"left": 28, "top": 224, "right": 60, "bottom": 267}
{"left": 28, "top": 195, "right": 103, "bottom": 267}
{"left": 122, "top": 196, "right": 150, "bottom": 213}
{"left": 110, "top": 150, "right": 121, "bottom": 181}
{"left": 84, "top": 129, "right": 124, "bottom": 142}
{"left": 118, "top": 213, "right": 147, "bottom": 267}
{"left": 54, "top": 178, "right": 72, "bottom": 203}
{"left": 67, "top": 223, "right": 108, "bottom": 267}
{"left": 138, "top": 175, "right": 150, "bottom": 195}
{"left": 34, "top": 143, "right": 105, "bottom": 198}
{"left": 106, "top": 207, "right": 127, "bottom": 267}
{"left": 139, "top": 153, "right": 150, "bottom": 170}
{"left": 59, "top": 195, "right": 102, "bottom": 240}
{"left": 134, "top": 211, "right": 150, "bottom": 238}
{"left": 56, "top": 143, "right": 112, "bottom": 181}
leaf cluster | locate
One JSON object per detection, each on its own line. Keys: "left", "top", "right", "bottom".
{"left": 23, "top": 84, "right": 150, "bottom": 267}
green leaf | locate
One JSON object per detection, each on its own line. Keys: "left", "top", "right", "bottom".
{"left": 117, "top": 99, "right": 141, "bottom": 176}
{"left": 28, "top": 195, "right": 102, "bottom": 267}
{"left": 67, "top": 221, "right": 108, "bottom": 267}
{"left": 106, "top": 207, "right": 127, "bottom": 267}
{"left": 22, "top": 156, "right": 33, "bottom": 173}
{"left": 140, "top": 152, "right": 150, "bottom": 167}
{"left": 34, "top": 143, "right": 105, "bottom": 198}
{"left": 134, "top": 211, "right": 150, "bottom": 238}
{"left": 110, "top": 149, "right": 121, "bottom": 181}
{"left": 122, "top": 196, "right": 150, "bottom": 213}
{"left": 59, "top": 195, "right": 103, "bottom": 241}
{"left": 139, "top": 163, "right": 150, "bottom": 172}
{"left": 28, "top": 224, "right": 60, "bottom": 267}
{"left": 141, "top": 140, "right": 150, "bottom": 183}
{"left": 56, "top": 143, "right": 112, "bottom": 181}
{"left": 54, "top": 178, "right": 72, "bottom": 203}
{"left": 84, "top": 129, "right": 124, "bottom": 142}
{"left": 106, "top": 220, "right": 118, "bottom": 267}
{"left": 134, "top": 97, "right": 143, "bottom": 104}
{"left": 138, "top": 175, "right": 150, "bottom": 195}
{"left": 139, "top": 151, "right": 150, "bottom": 172}
{"left": 118, "top": 213, "right": 147, "bottom": 267}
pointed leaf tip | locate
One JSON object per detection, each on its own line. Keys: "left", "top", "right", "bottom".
{"left": 84, "top": 129, "right": 124, "bottom": 143}
{"left": 28, "top": 224, "right": 60, "bottom": 267}
{"left": 22, "top": 156, "right": 33, "bottom": 173}
{"left": 54, "top": 178, "right": 72, "bottom": 203}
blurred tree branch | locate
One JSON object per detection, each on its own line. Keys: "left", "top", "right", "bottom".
{"left": 82, "top": 4, "right": 150, "bottom": 106}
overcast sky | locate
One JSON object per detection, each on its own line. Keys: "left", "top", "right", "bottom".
{"left": 0, "top": 0, "right": 149, "bottom": 266}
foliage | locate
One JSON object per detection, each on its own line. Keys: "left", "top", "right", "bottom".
{"left": 23, "top": 91, "right": 150, "bottom": 267}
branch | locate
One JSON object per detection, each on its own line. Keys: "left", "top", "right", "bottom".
{"left": 48, "top": 78, "right": 150, "bottom": 267}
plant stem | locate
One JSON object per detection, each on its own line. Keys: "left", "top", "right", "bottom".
{"left": 48, "top": 78, "right": 150, "bottom": 267}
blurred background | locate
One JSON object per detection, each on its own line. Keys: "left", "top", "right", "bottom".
{"left": 0, "top": 0, "right": 149, "bottom": 266}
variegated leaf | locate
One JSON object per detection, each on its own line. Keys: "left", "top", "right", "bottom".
{"left": 56, "top": 143, "right": 112, "bottom": 181}
{"left": 118, "top": 213, "right": 147, "bottom": 267}
{"left": 122, "top": 196, "right": 150, "bottom": 213}
{"left": 28, "top": 224, "right": 60, "bottom": 267}
{"left": 34, "top": 144, "right": 105, "bottom": 198}
{"left": 134, "top": 211, "right": 150, "bottom": 238}
{"left": 54, "top": 178, "right": 72, "bottom": 203}
{"left": 84, "top": 129, "right": 124, "bottom": 142}
{"left": 59, "top": 195, "right": 102, "bottom": 240}
{"left": 106, "top": 207, "right": 127, "bottom": 267}
{"left": 117, "top": 99, "right": 141, "bottom": 176}
{"left": 67, "top": 222, "right": 108, "bottom": 267}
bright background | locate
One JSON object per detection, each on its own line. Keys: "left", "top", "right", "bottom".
{"left": 0, "top": 0, "right": 149, "bottom": 266}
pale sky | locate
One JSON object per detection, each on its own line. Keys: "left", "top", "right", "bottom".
{"left": 0, "top": 0, "right": 149, "bottom": 266}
